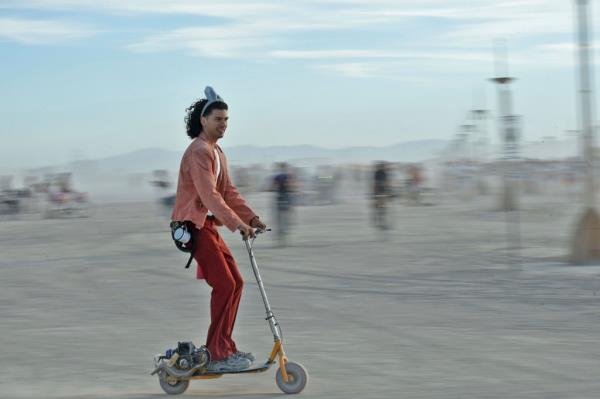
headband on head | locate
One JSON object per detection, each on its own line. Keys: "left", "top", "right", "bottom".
{"left": 200, "top": 86, "right": 225, "bottom": 117}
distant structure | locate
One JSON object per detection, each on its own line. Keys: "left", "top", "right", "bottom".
{"left": 490, "top": 46, "right": 520, "bottom": 212}
{"left": 570, "top": 0, "right": 600, "bottom": 264}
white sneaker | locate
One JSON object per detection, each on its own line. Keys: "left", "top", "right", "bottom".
{"left": 231, "top": 351, "right": 255, "bottom": 362}
{"left": 207, "top": 356, "right": 251, "bottom": 372}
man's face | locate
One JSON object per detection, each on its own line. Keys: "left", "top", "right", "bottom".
{"left": 201, "top": 109, "right": 229, "bottom": 140}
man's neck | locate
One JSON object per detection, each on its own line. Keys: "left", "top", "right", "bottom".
{"left": 200, "top": 132, "right": 219, "bottom": 146}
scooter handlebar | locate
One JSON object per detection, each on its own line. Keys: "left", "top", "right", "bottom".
{"left": 240, "top": 227, "right": 271, "bottom": 241}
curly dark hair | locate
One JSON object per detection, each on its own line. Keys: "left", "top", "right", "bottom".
{"left": 184, "top": 99, "right": 228, "bottom": 139}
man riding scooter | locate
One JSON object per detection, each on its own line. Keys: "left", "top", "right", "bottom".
{"left": 171, "top": 87, "right": 267, "bottom": 372}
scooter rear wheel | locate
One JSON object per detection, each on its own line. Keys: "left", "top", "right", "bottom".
{"left": 275, "top": 361, "right": 308, "bottom": 394}
{"left": 158, "top": 372, "right": 189, "bottom": 395}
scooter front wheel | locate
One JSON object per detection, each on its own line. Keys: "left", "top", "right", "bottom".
{"left": 158, "top": 372, "right": 189, "bottom": 395}
{"left": 275, "top": 361, "right": 308, "bottom": 394}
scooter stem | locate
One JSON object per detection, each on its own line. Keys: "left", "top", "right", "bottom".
{"left": 245, "top": 239, "right": 282, "bottom": 341}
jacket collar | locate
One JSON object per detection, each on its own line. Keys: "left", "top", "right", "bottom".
{"left": 198, "top": 133, "right": 222, "bottom": 154}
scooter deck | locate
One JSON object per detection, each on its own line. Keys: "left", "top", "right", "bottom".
{"left": 192, "top": 362, "right": 272, "bottom": 378}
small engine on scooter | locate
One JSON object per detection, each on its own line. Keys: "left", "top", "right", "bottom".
{"left": 157, "top": 341, "right": 210, "bottom": 371}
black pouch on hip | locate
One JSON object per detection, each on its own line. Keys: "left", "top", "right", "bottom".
{"left": 170, "top": 221, "right": 195, "bottom": 269}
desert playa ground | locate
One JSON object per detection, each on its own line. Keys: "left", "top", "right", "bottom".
{"left": 1, "top": 188, "right": 599, "bottom": 398}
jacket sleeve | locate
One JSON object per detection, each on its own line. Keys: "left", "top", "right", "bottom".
{"left": 224, "top": 171, "right": 258, "bottom": 224}
{"left": 187, "top": 147, "right": 243, "bottom": 232}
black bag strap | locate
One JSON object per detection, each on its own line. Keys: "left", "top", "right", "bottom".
{"left": 184, "top": 240, "right": 195, "bottom": 269}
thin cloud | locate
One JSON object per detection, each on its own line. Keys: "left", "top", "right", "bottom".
{"left": 272, "top": 50, "right": 408, "bottom": 59}
{"left": 127, "top": 23, "right": 281, "bottom": 58}
{"left": 121, "top": 0, "right": 583, "bottom": 62}
{"left": 0, "top": 0, "right": 281, "bottom": 19}
{"left": 271, "top": 49, "right": 491, "bottom": 63}
{"left": 2, "top": 0, "right": 593, "bottom": 75}
{"left": 316, "top": 62, "right": 379, "bottom": 78}
{"left": 0, "top": 17, "right": 99, "bottom": 44}
{"left": 539, "top": 42, "right": 600, "bottom": 52}
{"left": 314, "top": 61, "right": 441, "bottom": 82}
{"left": 444, "top": 15, "right": 571, "bottom": 45}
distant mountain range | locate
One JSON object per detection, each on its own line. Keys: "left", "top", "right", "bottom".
{"left": 26, "top": 137, "right": 580, "bottom": 178}
{"left": 55, "top": 139, "right": 450, "bottom": 175}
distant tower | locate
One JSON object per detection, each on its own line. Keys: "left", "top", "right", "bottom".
{"left": 490, "top": 47, "right": 520, "bottom": 211}
{"left": 570, "top": 0, "right": 600, "bottom": 264}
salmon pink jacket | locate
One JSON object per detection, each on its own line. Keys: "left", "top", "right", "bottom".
{"left": 171, "top": 134, "right": 257, "bottom": 231}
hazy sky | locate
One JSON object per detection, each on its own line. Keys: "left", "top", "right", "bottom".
{"left": 1, "top": 0, "right": 597, "bottom": 172}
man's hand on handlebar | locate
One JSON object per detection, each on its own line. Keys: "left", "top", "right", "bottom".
{"left": 249, "top": 216, "right": 267, "bottom": 230}
{"left": 237, "top": 223, "right": 256, "bottom": 239}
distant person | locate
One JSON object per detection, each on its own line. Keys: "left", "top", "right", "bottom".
{"left": 151, "top": 170, "right": 172, "bottom": 190}
{"left": 151, "top": 170, "right": 175, "bottom": 216}
{"left": 372, "top": 161, "right": 393, "bottom": 231}
{"left": 171, "top": 86, "right": 267, "bottom": 372}
{"left": 271, "top": 162, "right": 295, "bottom": 247}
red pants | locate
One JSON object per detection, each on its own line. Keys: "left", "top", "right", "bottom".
{"left": 192, "top": 218, "right": 243, "bottom": 361}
